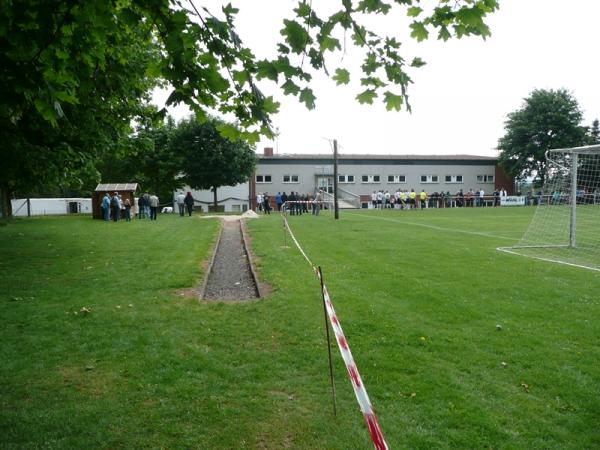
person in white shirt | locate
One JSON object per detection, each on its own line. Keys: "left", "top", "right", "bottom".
{"left": 371, "top": 191, "right": 377, "bottom": 209}
{"left": 256, "top": 193, "right": 263, "bottom": 212}
{"left": 176, "top": 192, "right": 185, "bottom": 216}
{"left": 478, "top": 189, "right": 485, "bottom": 207}
{"left": 376, "top": 190, "right": 384, "bottom": 209}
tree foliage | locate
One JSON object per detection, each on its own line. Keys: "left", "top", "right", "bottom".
{"left": 97, "top": 116, "right": 186, "bottom": 203}
{"left": 498, "top": 89, "right": 588, "bottom": 185}
{"left": 0, "top": 0, "right": 498, "bottom": 216}
{"left": 173, "top": 117, "right": 256, "bottom": 208}
{"left": 588, "top": 119, "right": 600, "bottom": 144}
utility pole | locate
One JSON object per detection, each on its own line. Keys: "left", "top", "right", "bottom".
{"left": 333, "top": 139, "right": 339, "bottom": 220}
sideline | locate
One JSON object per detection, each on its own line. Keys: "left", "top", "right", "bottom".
{"left": 347, "top": 212, "right": 520, "bottom": 242}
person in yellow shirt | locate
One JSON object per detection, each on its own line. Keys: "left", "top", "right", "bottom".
{"left": 419, "top": 189, "right": 427, "bottom": 209}
{"left": 398, "top": 190, "right": 406, "bottom": 209}
{"left": 409, "top": 189, "right": 416, "bottom": 209}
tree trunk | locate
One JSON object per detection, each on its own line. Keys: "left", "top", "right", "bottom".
{"left": 212, "top": 186, "right": 218, "bottom": 210}
{"left": 0, "top": 184, "right": 13, "bottom": 218}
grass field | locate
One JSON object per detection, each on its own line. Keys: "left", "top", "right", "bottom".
{"left": 1, "top": 208, "right": 599, "bottom": 449}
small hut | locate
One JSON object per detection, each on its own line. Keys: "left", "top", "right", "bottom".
{"left": 92, "top": 183, "right": 138, "bottom": 219}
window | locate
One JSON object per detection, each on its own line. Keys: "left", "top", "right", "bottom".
{"left": 256, "top": 174, "right": 272, "bottom": 183}
{"left": 477, "top": 175, "right": 494, "bottom": 183}
{"left": 361, "top": 175, "right": 381, "bottom": 183}
{"left": 338, "top": 174, "right": 355, "bottom": 183}
{"left": 282, "top": 174, "right": 299, "bottom": 183}
{"left": 420, "top": 175, "right": 439, "bottom": 183}
{"left": 387, "top": 175, "right": 406, "bottom": 183}
{"left": 445, "top": 175, "right": 463, "bottom": 183}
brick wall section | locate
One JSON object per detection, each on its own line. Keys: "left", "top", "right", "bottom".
{"left": 495, "top": 164, "right": 514, "bottom": 194}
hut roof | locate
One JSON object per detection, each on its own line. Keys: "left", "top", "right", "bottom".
{"left": 95, "top": 183, "right": 138, "bottom": 192}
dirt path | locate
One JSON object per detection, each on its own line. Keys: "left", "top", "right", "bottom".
{"left": 202, "top": 219, "right": 259, "bottom": 300}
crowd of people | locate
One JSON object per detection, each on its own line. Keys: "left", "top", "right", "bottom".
{"left": 100, "top": 191, "right": 159, "bottom": 221}
{"left": 369, "top": 188, "right": 510, "bottom": 209}
{"left": 256, "top": 190, "right": 325, "bottom": 215}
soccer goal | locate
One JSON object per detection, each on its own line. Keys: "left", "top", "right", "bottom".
{"left": 498, "top": 144, "right": 600, "bottom": 271}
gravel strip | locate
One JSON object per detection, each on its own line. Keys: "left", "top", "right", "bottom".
{"left": 203, "top": 219, "right": 258, "bottom": 300}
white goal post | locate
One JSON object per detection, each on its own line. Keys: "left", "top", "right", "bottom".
{"left": 498, "top": 144, "right": 600, "bottom": 271}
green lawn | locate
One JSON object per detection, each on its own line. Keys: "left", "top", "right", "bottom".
{"left": 1, "top": 208, "right": 599, "bottom": 449}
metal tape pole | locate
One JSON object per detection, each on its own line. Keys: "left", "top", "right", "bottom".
{"left": 318, "top": 266, "right": 337, "bottom": 416}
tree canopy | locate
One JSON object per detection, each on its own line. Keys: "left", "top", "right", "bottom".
{"left": 173, "top": 117, "right": 256, "bottom": 208}
{"left": 497, "top": 89, "right": 589, "bottom": 185}
{"left": 0, "top": 0, "right": 498, "bottom": 216}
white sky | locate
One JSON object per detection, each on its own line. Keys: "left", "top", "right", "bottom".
{"left": 155, "top": 0, "right": 600, "bottom": 157}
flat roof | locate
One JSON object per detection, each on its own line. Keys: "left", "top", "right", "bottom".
{"left": 259, "top": 153, "right": 496, "bottom": 161}
{"left": 258, "top": 153, "right": 497, "bottom": 165}
{"left": 95, "top": 183, "right": 138, "bottom": 192}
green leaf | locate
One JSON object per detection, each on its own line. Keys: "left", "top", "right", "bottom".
{"left": 456, "top": 7, "right": 484, "bottom": 28}
{"left": 410, "top": 57, "right": 426, "bottom": 68}
{"left": 320, "top": 36, "right": 341, "bottom": 53}
{"left": 383, "top": 91, "right": 403, "bottom": 111}
{"left": 295, "top": 2, "right": 312, "bottom": 17}
{"left": 256, "top": 60, "right": 279, "bottom": 82}
{"left": 282, "top": 79, "right": 301, "bottom": 95}
{"left": 281, "top": 19, "right": 308, "bottom": 53}
{"left": 332, "top": 68, "right": 350, "bottom": 85}
{"left": 438, "top": 26, "right": 451, "bottom": 41}
{"left": 261, "top": 96, "right": 280, "bottom": 114}
{"left": 356, "top": 89, "right": 377, "bottom": 105}
{"left": 299, "top": 88, "right": 316, "bottom": 109}
{"left": 216, "top": 122, "right": 241, "bottom": 141}
{"left": 410, "top": 22, "right": 428, "bottom": 41}
{"left": 232, "top": 70, "right": 248, "bottom": 85}
{"left": 407, "top": 6, "right": 422, "bottom": 17}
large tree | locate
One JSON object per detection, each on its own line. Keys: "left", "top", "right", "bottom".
{"left": 497, "top": 89, "right": 588, "bottom": 186}
{"left": 172, "top": 117, "right": 256, "bottom": 210}
{"left": 97, "top": 115, "right": 186, "bottom": 203}
{"left": 1, "top": 0, "right": 498, "bottom": 216}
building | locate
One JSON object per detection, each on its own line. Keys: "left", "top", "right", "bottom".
{"left": 177, "top": 148, "right": 512, "bottom": 210}
{"left": 93, "top": 183, "right": 138, "bottom": 219}
{"left": 10, "top": 198, "right": 92, "bottom": 217}
{"left": 251, "top": 148, "right": 511, "bottom": 208}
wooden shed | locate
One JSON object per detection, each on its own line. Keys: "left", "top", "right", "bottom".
{"left": 92, "top": 183, "right": 138, "bottom": 219}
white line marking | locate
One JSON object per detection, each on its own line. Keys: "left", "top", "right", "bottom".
{"left": 497, "top": 247, "right": 600, "bottom": 272}
{"left": 347, "top": 212, "right": 520, "bottom": 241}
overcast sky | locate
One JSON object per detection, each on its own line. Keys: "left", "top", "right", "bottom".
{"left": 155, "top": 0, "right": 600, "bottom": 157}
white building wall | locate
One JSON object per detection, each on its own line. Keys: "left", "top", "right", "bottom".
{"left": 174, "top": 184, "right": 250, "bottom": 213}
{"left": 11, "top": 198, "right": 92, "bottom": 216}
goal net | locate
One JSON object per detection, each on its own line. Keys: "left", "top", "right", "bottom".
{"left": 498, "top": 144, "right": 600, "bottom": 271}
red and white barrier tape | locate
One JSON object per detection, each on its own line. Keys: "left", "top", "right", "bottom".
{"left": 282, "top": 217, "right": 389, "bottom": 450}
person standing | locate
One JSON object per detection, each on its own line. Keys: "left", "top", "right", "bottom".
{"left": 101, "top": 193, "right": 110, "bottom": 221}
{"left": 137, "top": 193, "right": 146, "bottom": 219}
{"left": 184, "top": 192, "right": 194, "bottom": 216}
{"left": 275, "top": 192, "right": 283, "bottom": 212}
{"left": 123, "top": 197, "right": 132, "bottom": 221}
{"left": 256, "top": 192, "right": 263, "bottom": 212}
{"left": 419, "top": 189, "right": 427, "bottom": 209}
{"left": 313, "top": 190, "right": 323, "bottom": 215}
{"left": 149, "top": 193, "right": 159, "bottom": 220}
{"left": 142, "top": 192, "right": 151, "bottom": 218}
{"left": 176, "top": 192, "right": 185, "bottom": 216}
{"left": 409, "top": 189, "right": 416, "bottom": 209}
{"left": 111, "top": 192, "right": 120, "bottom": 221}
{"left": 262, "top": 193, "right": 271, "bottom": 214}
